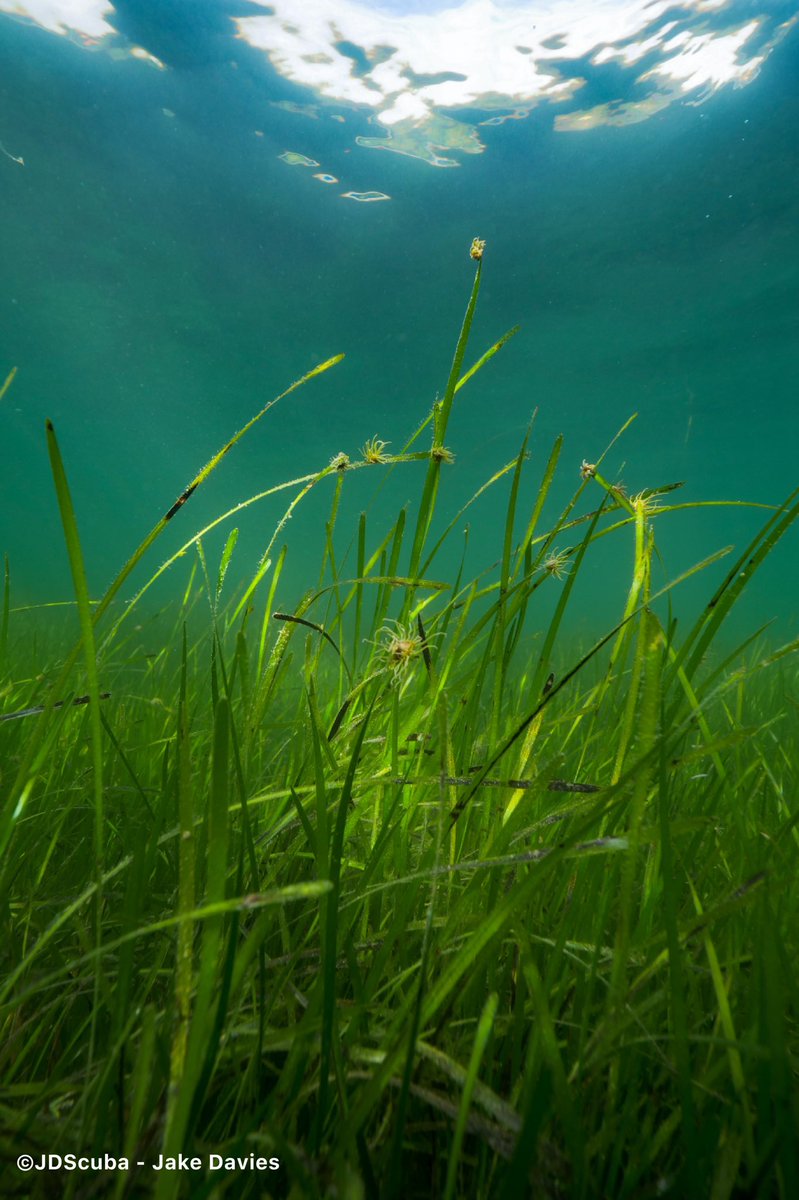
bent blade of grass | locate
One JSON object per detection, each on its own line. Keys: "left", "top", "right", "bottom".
{"left": 273, "top": 611, "right": 353, "bottom": 686}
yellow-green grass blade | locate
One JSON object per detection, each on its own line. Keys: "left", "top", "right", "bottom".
{"left": 215, "top": 526, "right": 239, "bottom": 607}
{"left": 454, "top": 324, "right": 520, "bottom": 396}
{"left": 0, "top": 366, "right": 16, "bottom": 404}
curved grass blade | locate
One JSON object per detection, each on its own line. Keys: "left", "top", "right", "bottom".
{"left": 2, "top": 358, "right": 343, "bottom": 849}
{"left": 671, "top": 485, "right": 799, "bottom": 689}
{"left": 273, "top": 611, "right": 353, "bottom": 685}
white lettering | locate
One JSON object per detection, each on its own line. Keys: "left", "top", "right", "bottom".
{"left": 208, "top": 1153, "right": 280, "bottom": 1170}
{"left": 152, "top": 1154, "right": 202, "bottom": 1170}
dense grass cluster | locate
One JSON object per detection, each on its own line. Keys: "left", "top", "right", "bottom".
{"left": 2, "top": 250, "right": 799, "bottom": 1199}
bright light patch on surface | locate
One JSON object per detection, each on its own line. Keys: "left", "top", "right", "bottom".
{"left": 235, "top": 0, "right": 793, "bottom": 164}
{"left": 648, "top": 20, "right": 764, "bottom": 93}
{"left": 0, "top": 0, "right": 115, "bottom": 38}
{"left": 3, "top": 0, "right": 793, "bottom": 179}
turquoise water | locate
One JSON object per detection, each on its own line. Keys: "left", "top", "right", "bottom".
{"left": 1, "top": 1, "right": 797, "bottom": 648}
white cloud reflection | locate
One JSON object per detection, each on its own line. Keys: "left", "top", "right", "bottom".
{"left": 234, "top": 0, "right": 793, "bottom": 157}
{"left": 2, "top": 0, "right": 794, "bottom": 164}
{"left": 0, "top": 0, "right": 114, "bottom": 38}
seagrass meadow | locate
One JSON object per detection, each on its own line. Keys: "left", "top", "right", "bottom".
{"left": 2, "top": 248, "right": 799, "bottom": 1200}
